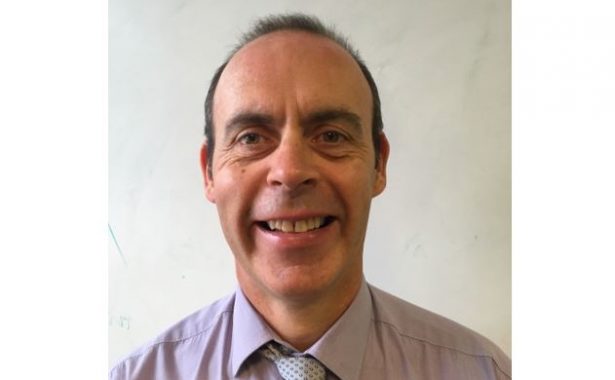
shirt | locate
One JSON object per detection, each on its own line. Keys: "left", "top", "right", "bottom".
{"left": 110, "top": 280, "right": 511, "bottom": 379}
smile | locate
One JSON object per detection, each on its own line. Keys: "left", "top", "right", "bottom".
{"left": 258, "top": 216, "right": 334, "bottom": 233}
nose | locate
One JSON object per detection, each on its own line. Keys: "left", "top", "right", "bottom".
{"left": 266, "top": 132, "right": 318, "bottom": 191}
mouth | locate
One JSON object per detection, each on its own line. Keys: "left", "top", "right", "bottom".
{"left": 256, "top": 216, "right": 335, "bottom": 233}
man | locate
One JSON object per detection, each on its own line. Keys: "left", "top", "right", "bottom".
{"left": 110, "top": 13, "right": 511, "bottom": 380}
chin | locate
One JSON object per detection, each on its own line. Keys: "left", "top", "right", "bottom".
{"left": 265, "top": 268, "right": 342, "bottom": 301}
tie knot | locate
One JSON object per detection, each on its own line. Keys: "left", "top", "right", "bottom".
{"left": 259, "top": 342, "right": 326, "bottom": 380}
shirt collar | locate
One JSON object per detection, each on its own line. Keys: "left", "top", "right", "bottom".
{"left": 231, "top": 287, "right": 279, "bottom": 376}
{"left": 306, "top": 280, "right": 373, "bottom": 380}
{"left": 231, "top": 279, "right": 373, "bottom": 379}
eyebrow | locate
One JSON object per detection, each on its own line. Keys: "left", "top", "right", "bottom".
{"left": 223, "top": 107, "right": 364, "bottom": 137}
{"left": 302, "top": 108, "right": 363, "bottom": 136}
{"left": 224, "top": 112, "right": 276, "bottom": 137}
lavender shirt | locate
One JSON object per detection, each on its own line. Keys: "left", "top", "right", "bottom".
{"left": 110, "top": 281, "right": 511, "bottom": 379}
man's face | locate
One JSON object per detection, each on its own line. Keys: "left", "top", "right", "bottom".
{"left": 202, "top": 31, "right": 388, "bottom": 302}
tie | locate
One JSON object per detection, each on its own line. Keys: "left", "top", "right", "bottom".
{"left": 259, "top": 342, "right": 327, "bottom": 380}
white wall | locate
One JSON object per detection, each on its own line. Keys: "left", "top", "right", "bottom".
{"left": 109, "top": 0, "right": 511, "bottom": 366}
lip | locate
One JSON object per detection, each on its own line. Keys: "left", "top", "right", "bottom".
{"left": 253, "top": 211, "right": 332, "bottom": 222}
{"left": 253, "top": 217, "right": 337, "bottom": 251}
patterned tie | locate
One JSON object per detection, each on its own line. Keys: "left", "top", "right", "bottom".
{"left": 259, "top": 342, "right": 326, "bottom": 380}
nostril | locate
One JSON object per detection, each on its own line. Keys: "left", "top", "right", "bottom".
{"left": 265, "top": 153, "right": 318, "bottom": 190}
{"left": 268, "top": 176, "right": 317, "bottom": 191}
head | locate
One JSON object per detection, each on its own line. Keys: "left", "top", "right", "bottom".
{"left": 200, "top": 14, "right": 389, "bottom": 304}
{"left": 204, "top": 14, "right": 384, "bottom": 178}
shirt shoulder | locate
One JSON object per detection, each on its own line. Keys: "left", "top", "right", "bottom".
{"left": 368, "top": 284, "right": 511, "bottom": 379}
{"left": 109, "top": 293, "right": 236, "bottom": 380}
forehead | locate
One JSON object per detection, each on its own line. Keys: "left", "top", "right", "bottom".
{"left": 213, "top": 31, "right": 372, "bottom": 128}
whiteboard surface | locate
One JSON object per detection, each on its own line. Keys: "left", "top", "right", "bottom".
{"left": 109, "top": 0, "right": 511, "bottom": 366}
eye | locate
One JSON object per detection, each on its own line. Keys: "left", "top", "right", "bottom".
{"left": 318, "top": 131, "right": 346, "bottom": 144}
{"left": 237, "top": 132, "right": 262, "bottom": 145}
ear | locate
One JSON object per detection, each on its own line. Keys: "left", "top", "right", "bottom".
{"left": 200, "top": 143, "right": 216, "bottom": 203}
{"left": 372, "top": 132, "right": 389, "bottom": 197}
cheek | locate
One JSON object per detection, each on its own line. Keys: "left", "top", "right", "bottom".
{"left": 343, "top": 161, "right": 377, "bottom": 196}
{"left": 332, "top": 165, "right": 376, "bottom": 220}
{"left": 213, "top": 166, "right": 260, "bottom": 228}
{"left": 214, "top": 183, "right": 255, "bottom": 257}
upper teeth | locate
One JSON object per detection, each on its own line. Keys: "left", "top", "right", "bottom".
{"left": 267, "top": 217, "right": 326, "bottom": 233}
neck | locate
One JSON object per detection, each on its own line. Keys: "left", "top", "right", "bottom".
{"left": 239, "top": 274, "right": 362, "bottom": 352}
